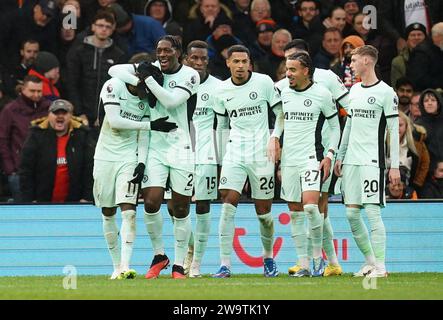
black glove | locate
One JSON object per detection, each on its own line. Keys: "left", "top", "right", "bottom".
{"left": 150, "top": 116, "right": 178, "bottom": 132}
{"left": 147, "top": 92, "right": 157, "bottom": 108}
{"left": 136, "top": 81, "right": 150, "bottom": 100}
{"left": 129, "top": 163, "right": 146, "bottom": 184}
{"left": 136, "top": 80, "right": 157, "bottom": 108}
{"left": 136, "top": 61, "right": 164, "bottom": 86}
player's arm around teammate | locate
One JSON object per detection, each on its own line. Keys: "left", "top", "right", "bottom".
{"left": 107, "top": 36, "right": 201, "bottom": 279}
{"left": 94, "top": 77, "right": 176, "bottom": 280}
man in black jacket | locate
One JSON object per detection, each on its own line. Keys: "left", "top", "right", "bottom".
{"left": 378, "top": 0, "right": 443, "bottom": 52}
{"left": 407, "top": 22, "right": 443, "bottom": 91}
{"left": 19, "top": 99, "right": 94, "bottom": 203}
{"left": 66, "top": 10, "right": 125, "bottom": 126}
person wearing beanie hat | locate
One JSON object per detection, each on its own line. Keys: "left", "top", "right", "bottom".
{"left": 331, "top": 35, "right": 365, "bottom": 89}
{"left": 209, "top": 34, "right": 238, "bottom": 80}
{"left": 256, "top": 19, "right": 276, "bottom": 34}
{"left": 211, "top": 14, "right": 234, "bottom": 31}
{"left": 107, "top": 3, "right": 130, "bottom": 29}
{"left": 28, "top": 51, "right": 60, "bottom": 101}
{"left": 214, "top": 34, "right": 238, "bottom": 54}
{"left": 206, "top": 13, "right": 242, "bottom": 60}
{"left": 34, "top": 51, "right": 60, "bottom": 75}
{"left": 249, "top": 19, "right": 277, "bottom": 60}
{"left": 405, "top": 22, "right": 427, "bottom": 40}
{"left": 391, "top": 23, "right": 427, "bottom": 87}
{"left": 255, "top": 28, "right": 292, "bottom": 81}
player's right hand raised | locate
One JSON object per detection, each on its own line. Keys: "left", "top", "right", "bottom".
{"left": 151, "top": 116, "right": 178, "bottom": 132}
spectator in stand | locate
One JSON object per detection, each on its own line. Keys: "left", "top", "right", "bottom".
{"left": 2, "top": 40, "right": 40, "bottom": 99}
{"left": 421, "top": 161, "right": 443, "bottom": 199}
{"left": 390, "top": 23, "right": 427, "bottom": 87}
{"left": 331, "top": 35, "right": 364, "bottom": 89}
{"left": 66, "top": 10, "right": 125, "bottom": 127}
{"left": 209, "top": 34, "right": 238, "bottom": 80}
{"left": 58, "top": 5, "right": 80, "bottom": 99}
{"left": 386, "top": 168, "right": 418, "bottom": 200}
{"left": 228, "top": 0, "right": 256, "bottom": 49}
{"left": 110, "top": 3, "right": 165, "bottom": 56}
{"left": 410, "top": 92, "right": 422, "bottom": 122}
{"left": 255, "top": 28, "right": 292, "bottom": 81}
{"left": 352, "top": 11, "right": 370, "bottom": 40}
{"left": 387, "top": 111, "right": 430, "bottom": 196}
{"left": 170, "top": 0, "right": 198, "bottom": 27}
{"left": 28, "top": 51, "right": 60, "bottom": 101}
{"left": 378, "top": 0, "right": 443, "bottom": 53}
{"left": 250, "top": 19, "right": 276, "bottom": 60}
{"left": 144, "top": 0, "right": 182, "bottom": 37}
{"left": 5, "top": 0, "right": 59, "bottom": 65}
{"left": 313, "top": 27, "right": 342, "bottom": 69}
{"left": 0, "top": 75, "right": 51, "bottom": 202}
{"left": 82, "top": 0, "right": 117, "bottom": 26}
{"left": 206, "top": 15, "right": 242, "bottom": 59}
{"left": 19, "top": 99, "right": 94, "bottom": 203}
{"left": 416, "top": 89, "right": 443, "bottom": 172}
{"left": 340, "top": 0, "right": 360, "bottom": 26}
{"left": 60, "top": 0, "right": 86, "bottom": 33}
{"left": 323, "top": 6, "right": 353, "bottom": 37}
{"left": 183, "top": 0, "right": 233, "bottom": 47}
{"left": 0, "top": 72, "right": 12, "bottom": 112}
{"left": 407, "top": 22, "right": 443, "bottom": 91}
{"left": 269, "top": 0, "right": 294, "bottom": 31}
{"left": 290, "top": 0, "right": 324, "bottom": 56}
{"left": 395, "top": 77, "right": 415, "bottom": 116}
{"left": 352, "top": 12, "right": 397, "bottom": 84}
{"left": 250, "top": 0, "right": 271, "bottom": 24}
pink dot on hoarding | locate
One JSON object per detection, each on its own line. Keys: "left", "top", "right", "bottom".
{"left": 279, "top": 213, "right": 290, "bottom": 225}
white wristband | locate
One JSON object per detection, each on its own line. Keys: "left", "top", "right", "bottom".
{"left": 326, "top": 151, "right": 334, "bottom": 160}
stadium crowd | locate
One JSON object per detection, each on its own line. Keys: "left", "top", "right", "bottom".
{"left": 0, "top": 0, "right": 443, "bottom": 203}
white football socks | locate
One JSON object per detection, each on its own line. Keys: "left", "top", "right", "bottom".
{"left": 102, "top": 214, "right": 121, "bottom": 270}
{"left": 120, "top": 210, "right": 136, "bottom": 271}
{"left": 144, "top": 209, "right": 164, "bottom": 255}
{"left": 219, "top": 203, "right": 236, "bottom": 268}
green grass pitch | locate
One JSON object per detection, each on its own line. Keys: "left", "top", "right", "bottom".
{"left": 0, "top": 273, "right": 442, "bottom": 300}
